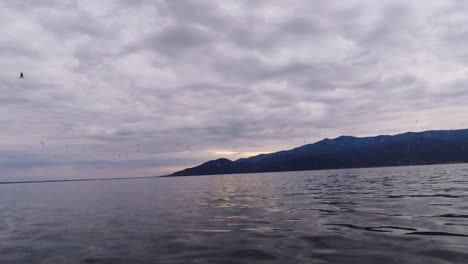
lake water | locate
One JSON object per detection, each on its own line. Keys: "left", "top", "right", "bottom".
{"left": 1, "top": 164, "right": 468, "bottom": 263}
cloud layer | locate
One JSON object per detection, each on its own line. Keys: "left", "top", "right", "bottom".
{"left": 1, "top": 0, "right": 468, "bottom": 179}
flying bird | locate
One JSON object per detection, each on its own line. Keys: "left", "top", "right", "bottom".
{"left": 40, "top": 141, "right": 45, "bottom": 147}
{"left": 19, "top": 72, "right": 24, "bottom": 78}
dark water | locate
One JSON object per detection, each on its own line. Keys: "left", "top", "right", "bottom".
{"left": 1, "top": 164, "right": 468, "bottom": 263}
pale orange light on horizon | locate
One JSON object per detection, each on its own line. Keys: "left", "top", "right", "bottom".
{"left": 213, "top": 150, "right": 269, "bottom": 158}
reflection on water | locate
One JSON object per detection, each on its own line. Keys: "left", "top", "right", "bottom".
{"left": 1, "top": 164, "right": 468, "bottom": 263}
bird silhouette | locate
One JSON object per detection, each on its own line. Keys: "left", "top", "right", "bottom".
{"left": 19, "top": 72, "right": 24, "bottom": 78}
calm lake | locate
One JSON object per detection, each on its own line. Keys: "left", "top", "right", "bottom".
{"left": 1, "top": 164, "right": 468, "bottom": 263}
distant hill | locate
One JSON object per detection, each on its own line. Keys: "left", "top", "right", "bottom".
{"left": 171, "top": 129, "right": 468, "bottom": 176}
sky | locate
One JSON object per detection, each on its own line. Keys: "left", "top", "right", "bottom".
{"left": 1, "top": 0, "right": 468, "bottom": 180}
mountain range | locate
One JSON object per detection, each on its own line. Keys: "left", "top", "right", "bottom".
{"left": 170, "top": 129, "right": 468, "bottom": 176}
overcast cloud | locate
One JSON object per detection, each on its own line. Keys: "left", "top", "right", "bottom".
{"left": 1, "top": 0, "right": 468, "bottom": 180}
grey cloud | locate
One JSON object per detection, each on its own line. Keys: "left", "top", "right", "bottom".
{"left": 280, "top": 17, "right": 322, "bottom": 36}
{"left": 162, "top": 0, "right": 227, "bottom": 30}
{"left": 0, "top": 150, "right": 190, "bottom": 172}
{"left": 37, "top": 9, "right": 106, "bottom": 38}
{"left": 1, "top": 0, "right": 468, "bottom": 179}
{"left": 152, "top": 24, "right": 215, "bottom": 56}
{"left": 0, "top": 42, "right": 41, "bottom": 58}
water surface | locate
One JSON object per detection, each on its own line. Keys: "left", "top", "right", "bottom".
{"left": 1, "top": 164, "right": 468, "bottom": 263}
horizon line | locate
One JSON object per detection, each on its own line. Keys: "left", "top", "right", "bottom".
{"left": 0, "top": 175, "right": 165, "bottom": 185}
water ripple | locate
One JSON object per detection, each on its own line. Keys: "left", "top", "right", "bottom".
{"left": 1, "top": 164, "right": 468, "bottom": 263}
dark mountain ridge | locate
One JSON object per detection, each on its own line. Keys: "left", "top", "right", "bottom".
{"left": 171, "top": 129, "right": 468, "bottom": 176}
